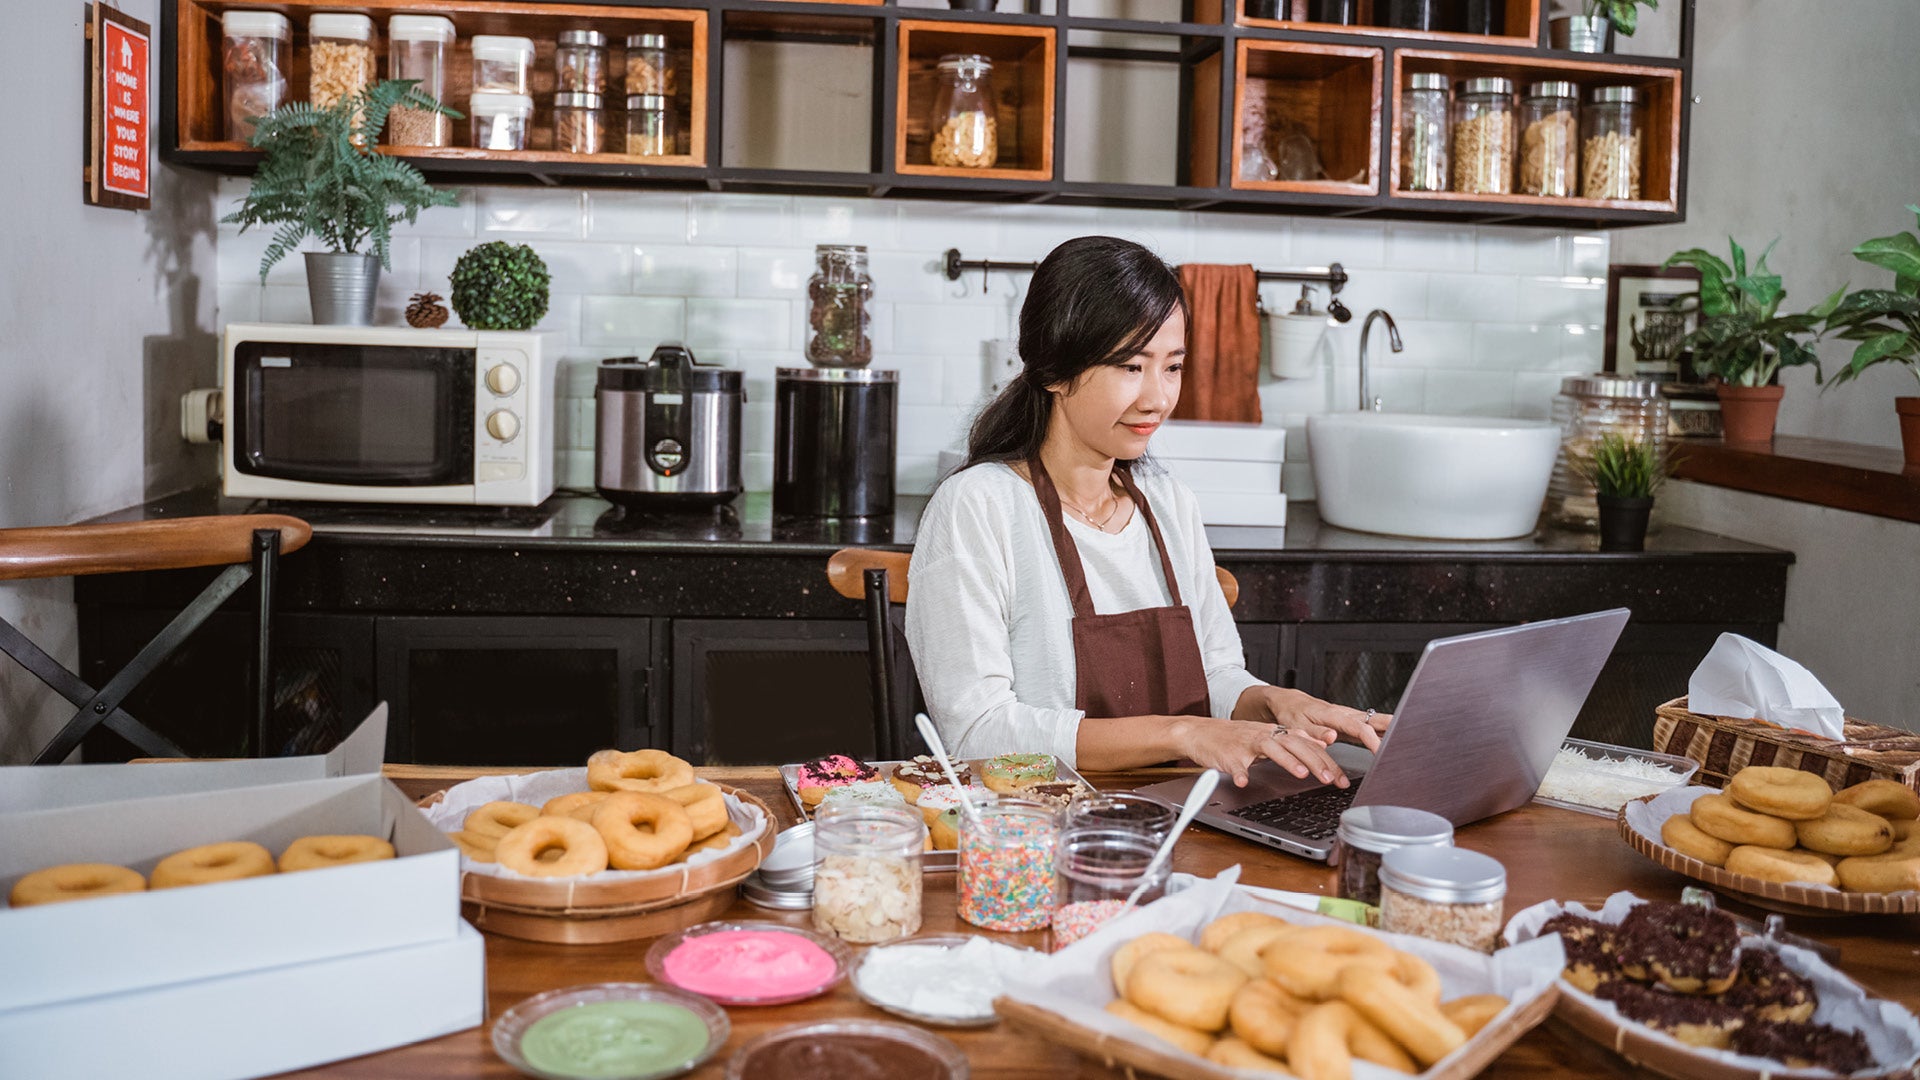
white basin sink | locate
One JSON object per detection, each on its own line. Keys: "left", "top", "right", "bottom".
{"left": 1307, "top": 413, "right": 1560, "bottom": 540}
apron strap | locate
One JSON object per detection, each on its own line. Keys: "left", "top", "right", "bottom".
{"left": 1027, "top": 456, "right": 1185, "bottom": 617}
{"left": 1111, "top": 465, "right": 1186, "bottom": 608}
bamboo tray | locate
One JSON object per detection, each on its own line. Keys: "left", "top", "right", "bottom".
{"left": 1615, "top": 794, "right": 1920, "bottom": 917}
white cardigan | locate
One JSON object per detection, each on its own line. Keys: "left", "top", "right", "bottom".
{"left": 905, "top": 461, "right": 1265, "bottom": 768}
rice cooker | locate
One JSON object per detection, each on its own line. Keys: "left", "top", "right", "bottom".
{"left": 595, "top": 344, "right": 743, "bottom": 508}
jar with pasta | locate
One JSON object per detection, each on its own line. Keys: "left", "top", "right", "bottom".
{"left": 387, "top": 15, "right": 455, "bottom": 147}
{"left": 1518, "top": 80, "right": 1577, "bottom": 197}
{"left": 1450, "top": 76, "right": 1514, "bottom": 195}
{"left": 308, "top": 14, "right": 373, "bottom": 113}
{"left": 555, "top": 29, "right": 608, "bottom": 95}
{"left": 930, "top": 54, "right": 997, "bottom": 169}
{"left": 553, "top": 92, "right": 607, "bottom": 155}
{"left": 221, "top": 10, "right": 289, "bottom": 141}
{"left": 1582, "top": 85, "right": 1644, "bottom": 200}
{"left": 1399, "top": 72, "right": 1449, "bottom": 192}
{"left": 625, "top": 33, "right": 674, "bottom": 96}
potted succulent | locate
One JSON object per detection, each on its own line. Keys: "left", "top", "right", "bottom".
{"left": 1551, "top": 0, "right": 1656, "bottom": 53}
{"left": 1576, "top": 431, "right": 1670, "bottom": 551}
{"left": 1662, "top": 238, "right": 1843, "bottom": 444}
{"left": 222, "top": 80, "right": 460, "bottom": 325}
{"left": 449, "top": 242, "right": 552, "bottom": 331}
{"left": 1823, "top": 203, "right": 1920, "bottom": 470}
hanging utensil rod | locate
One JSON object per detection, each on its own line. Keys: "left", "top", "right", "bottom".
{"left": 941, "top": 248, "right": 1349, "bottom": 295}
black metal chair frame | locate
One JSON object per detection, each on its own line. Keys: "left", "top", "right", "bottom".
{"left": 861, "top": 566, "right": 926, "bottom": 761}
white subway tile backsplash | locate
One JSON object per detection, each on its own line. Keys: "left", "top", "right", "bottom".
{"left": 1476, "top": 229, "right": 1563, "bottom": 276}
{"left": 1428, "top": 274, "right": 1518, "bottom": 323}
{"left": 1328, "top": 270, "right": 1429, "bottom": 323}
{"left": 558, "top": 450, "right": 596, "bottom": 492}
{"left": 1292, "top": 219, "right": 1383, "bottom": 269}
{"left": 1095, "top": 207, "right": 1197, "bottom": 264}
{"left": 744, "top": 451, "right": 775, "bottom": 492}
{"left": 407, "top": 191, "right": 479, "bottom": 238}
{"left": 582, "top": 296, "right": 686, "bottom": 345}
{"left": 1516, "top": 276, "right": 1606, "bottom": 324}
{"left": 897, "top": 404, "right": 969, "bottom": 456}
{"left": 479, "top": 189, "right": 585, "bottom": 238}
{"left": 1385, "top": 224, "right": 1477, "bottom": 272}
{"left": 217, "top": 283, "right": 262, "bottom": 325}
{"left": 536, "top": 242, "right": 632, "bottom": 295}
{"left": 898, "top": 454, "right": 943, "bottom": 496}
{"left": 743, "top": 402, "right": 775, "bottom": 454}
{"left": 1566, "top": 234, "right": 1608, "bottom": 278}
{"left": 689, "top": 195, "right": 793, "bottom": 245}
{"left": 890, "top": 302, "right": 1006, "bottom": 355}
{"left": 1513, "top": 371, "right": 1568, "bottom": 419}
{"left": 686, "top": 298, "right": 792, "bottom": 351}
{"left": 533, "top": 295, "right": 584, "bottom": 343}
{"left": 898, "top": 201, "right": 1002, "bottom": 251}
{"left": 1368, "top": 368, "right": 1426, "bottom": 412}
{"left": 871, "top": 251, "right": 949, "bottom": 301}
{"left": 586, "top": 191, "right": 691, "bottom": 242}
{"left": 1424, "top": 369, "right": 1515, "bottom": 416}
{"left": 993, "top": 205, "right": 1104, "bottom": 257}
{"left": 736, "top": 247, "right": 815, "bottom": 298}
{"left": 897, "top": 356, "right": 947, "bottom": 407}
{"left": 1559, "top": 323, "right": 1605, "bottom": 370}
{"left": 261, "top": 285, "right": 311, "bottom": 323}
{"left": 794, "top": 197, "right": 897, "bottom": 245}
{"left": 634, "top": 245, "right": 738, "bottom": 297}
{"left": 943, "top": 349, "right": 993, "bottom": 409}
{"left": 1367, "top": 319, "right": 1473, "bottom": 368}
{"left": 1188, "top": 212, "right": 1291, "bottom": 266}
{"left": 1471, "top": 323, "right": 1561, "bottom": 370}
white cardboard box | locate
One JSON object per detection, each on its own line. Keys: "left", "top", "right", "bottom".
{"left": 1194, "top": 490, "right": 1289, "bottom": 528}
{"left": 0, "top": 920, "right": 485, "bottom": 1080}
{"left": 1154, "top": 420, "right": 1287, "bottom": 462}
{"left": 1158, "top": 457, "right": 1284, "bottom": 494}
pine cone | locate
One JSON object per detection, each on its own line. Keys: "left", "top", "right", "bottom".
{"left": 406, "top": 292, "right": 450, "bottom": 329}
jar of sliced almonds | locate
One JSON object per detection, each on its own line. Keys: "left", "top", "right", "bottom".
{"left": 931, "top": 54, "right": 998, "bottom": 169}
{"left": 1582, "top": 85, "right": 1645, "bottom": 200}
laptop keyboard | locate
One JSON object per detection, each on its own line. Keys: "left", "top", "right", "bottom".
{"left": 1228, "top": 784, "right": 1361, "bottom": 841}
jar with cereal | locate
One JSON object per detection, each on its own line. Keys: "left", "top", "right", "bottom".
{"left": 958, "top": 800, "right": 1057, "bottom": 931}
{"left": 930, "top": 54, "right": 997, "bottom": 169}
{"left": 1378, "top": 845, "right": 1507, "bottom": 953}
{"left": 307, "top": 14, "right": 373, "bottom": 113}
{"left": 221, "top": 11, "right": 290, "bottom": 141}
{"left": 1517, "top": 80, "right": 1578, "bottom": 198}
{"left": 387, "top": 15, "right": 455, "bottom": 147}
{"left": 1450, "top": 76, "right": 1515, "bottom": 195}
{"left": 1582, "top": 85, "right": 1644, "bottom": 200}
{"left": 1051, "top": 827, "right": 1165, "bottom": 950}
{"left": 812, "top": 803, "right": 925, "bottom": 944}
{"left": 1334, "top": 805, "right": 1453, "bottom": 907}
{"left": 625, "top": 33, "right": 674, "bottom": 96}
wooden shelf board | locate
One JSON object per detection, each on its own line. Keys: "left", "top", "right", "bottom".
{"left": 1672, "top": 436, "right": 1920, "bottom": 525}
{"left": 1237, "top": 16, "right": 1535, "bottom": 48}
{"left": 1387, "top": 189, "right": 1676, "bottom": 213}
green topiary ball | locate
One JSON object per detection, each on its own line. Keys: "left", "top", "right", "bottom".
{"left": 449, "top": 241, "right": 552, "bottom": 331}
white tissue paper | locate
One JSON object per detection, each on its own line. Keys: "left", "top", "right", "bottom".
{"left": 1688, "top": 634, "right": 1846, "bottom": 741}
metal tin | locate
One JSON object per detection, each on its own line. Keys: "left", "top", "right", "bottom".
{"left": 1459, "top": 76, "right": 1514, "bottom": 96}
{"left": 1408, "top": 72, "right": 1449, "bottom": 91}
{"left": 1560, "top": 374, "right": 1665, "bottom": 399}
{"left": 1378, "top": 845, "right": 1507, "bottom": 903}
{"left": 1590, "top": 85, "right": 1642, "bottom": 103}
{"left": 1335, "top": 805, "right": 1454, "bottom": 853}
{"left": 740, "top": 871, "right": 814, "bottom": 910}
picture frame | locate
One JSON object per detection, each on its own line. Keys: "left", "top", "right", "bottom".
{"left": 85, "top": 1, "right": 152, "bottom": 211}
{"left": 1603, "top": 264, "right": 1700, "bottom": 382}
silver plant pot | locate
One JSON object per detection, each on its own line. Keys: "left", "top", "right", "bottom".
{"left": 304, "top": 251, "right": 381, "bottom": 325}
{"left": 1550, "top": 13, "right": 1613, "bottom": 52}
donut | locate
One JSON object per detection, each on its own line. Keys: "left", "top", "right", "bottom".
{"left": 1229, "top": 977, "right": 1311, "bottom": 1056}
{"left": 587, "top": 749, "right": 695, "bottom": 795}
{"left": 1729, "top": 1019, "right": 1873, "bottom": 1073}
{"left": 1128, "top": 947, "right": 1248, "bottom": 1032}
{"left": 449, "top": 831, "right": 498, "bottom": 862}
{"left": 1618, "top": 901, "right": 1740, "bottom": 994}
{"left": 982, "top": 753, "right": 1056, "bottom": 794}
{"left": 1662, "top": 814, "right": 1736, "bottom": 866}
{"left": 1596, "top": 981, "right": 1745, "bottom": 1049}
{"left": 541, "top": 791, "right": 609, "bottom": 818}
{"left": 1441, "top": 994, "right": 1508, "bottom": 1037}
{"left": 889, "top": 755, "right": 972, "bottom": 801}
{"left": 1541, "top": 912, "right": 1624, "bottom": 992}
{"left": 591, "top": 791, "right": 693, "bottom": 870}
{"left": 1104, "top": 999, "right": 1214, "bottom": 1057}
{"left": 1201, "top": 910, "right": 1293, "bottom": 953}
{"left": 1716, "top": 949, "right": 1815, "bottom": 1023}
{"left": 1287, "top": 1000, "right": 1416, "bottom": 1080}
{"left": 277, "top": 835, "right": 395, "bottom": 873}
{"left": 1836, "top": 852, "right": 1920, "bottom": 893}
{"left": 1219, "top": 923, "right": 1303, "bottom": 979}
{"left": 1724, "top": 845, "right": 1838, "bottom": 887}
{"left": 493, "top": 815, "right": 609, "bottom": 878}
{"left": 1111, "top": 932, "right": 1195, "bottom": 994}
{"left": 1795, "top": 803, "right": 1894, "bottom": 856}
{"left": 151, "top": 841, "right": 277, "bottom": 889}
{"left": 9, "top": 863, "right": 146, "bottom": 907}
{"left": 1689, "top": 794, "right": 1796, "bottom": 849}
{"left": 1895, "top": 819, "right": 1916, "bottom": 841}
{"left": 929, "top": 808, "right": 962, "bottom": 851}
{"left": 1261, "top": 925, "right": 1396, "bottom": 1001}
{"left": 1727, "top": 766, "right": 1832, "bottom": 821}
{"left": 1337, "top": 964, "right": 1466, "bottom": 1067}
{"left": 679, "top": 821, "right": 744, "bottom": 859}
{"left": 1021, "top": 781, "right": 1092, "bottom": 809}
{"left": 464, "top": 801, "right": 540, "bottom": 840}
{"left": 818, "top": 780, "right": 909, "bottom": 811}
{"left": 662, "top": 782, "right": 729, "bottom": 841}
{"left": 915, "top": 783, "right": 994, "bottom": 825}
{"left": 1207, "top": 1036, "right": 1290, "bottom": 1072}
{"left": 1833, "top": 778, "right": 1920, "bottom": 820}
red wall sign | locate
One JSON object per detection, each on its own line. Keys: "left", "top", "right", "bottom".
{"left": 87, "top": 3, "right": 152, "bottom": 210}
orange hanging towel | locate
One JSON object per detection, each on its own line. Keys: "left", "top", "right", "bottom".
{"left": 1173, "top": 264, "right": 1262, "bottom": 423}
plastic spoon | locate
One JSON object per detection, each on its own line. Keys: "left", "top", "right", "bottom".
{"left": 914, "top": 712, "right": 983, "bottom": 830}
{"left": 1117, "top": 769, "right": 1220, "bottom": 917}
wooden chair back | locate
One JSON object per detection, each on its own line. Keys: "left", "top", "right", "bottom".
{"left": 0, "top": 516, "right": 313, "bottom": 581}
{"left": 827, "top": 547, "right": 1239, "bottom": 609}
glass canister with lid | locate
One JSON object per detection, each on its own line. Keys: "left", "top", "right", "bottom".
{"left": 811, "top": 803, "right": 925, "bottom": 944}
{"left": 555, "top": 29, "right": 609, "bottom": 94}
{"left": 307, "top": 14, "right": 374, "bottom": 112}
{"left": 1451, "top": 76, "right": 1515, "bottom": 195}
{"left": 1334, "top": 805, "right": 1454, "bottom": 906}
{"left": 625, "top": 94, "right": 672, "bottom": 156}
{"left": 805, "top": 244, "right": 875, "bottom": 368}
{"left": 1518, "top": 80, "right": 1578, "bottom": 197}
{"left": 1399, "top": 73, "right": 1450, "bottom": 193}
{"left": 470, "top": 35, "right": 535, "bottom": 95}
{"left": 957, "top": 800, "right": 1057, "bottom": 931}
{"left": 1546, "top": 374, "right": 1671, "bottom": 528}
{"left": 930, "top": 54, "right": 998, "bottom": 169}
{"left": 1378, "top": 845, "right": 1507, "bottom": 953}
{"left": 1583, "top": 85, "right": 1645, "bottom": 200}
{"left": 1051, "top": 826, "right": 1165, "bottom": 950}
{"left": 469, "top": 93, "right": 532, "bottom": 151}
{"left": 387, "top": 15, "right": 456, "bottom": 147}
{"left": 221, "top": 10, "right": 290, "bottom": 141}
{"left": 553, "top": 91, "right": 608, "bottom": 154}
{"left": 625, "top": 33, "right": 674, "bottom": 96}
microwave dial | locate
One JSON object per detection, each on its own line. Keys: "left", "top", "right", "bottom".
{"left": 485, "top": 409, "right": 521, "bottom": 443}
{"left": 485, "top": 363, "right": 522, "bottom": 396}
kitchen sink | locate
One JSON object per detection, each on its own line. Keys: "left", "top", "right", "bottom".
{"left": 1307, "top": 412, "right": 1561, "bottom": 540}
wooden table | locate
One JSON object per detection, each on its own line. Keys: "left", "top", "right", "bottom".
{"left": 278, "top": 766, "right": 1920, "bottom": 1079}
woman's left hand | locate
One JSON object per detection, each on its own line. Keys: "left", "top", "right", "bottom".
{"left": 1233, "top": 686, "right": 1390, "bottom": 751}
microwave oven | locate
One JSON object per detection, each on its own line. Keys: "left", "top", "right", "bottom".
{"left": 220, "top": 323, "right": 558, "bottom": 506}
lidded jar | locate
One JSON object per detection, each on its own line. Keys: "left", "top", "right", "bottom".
{"left": 811, "top": 803, "right": 925, "bottom": 944}
{"left": 1582, "top": 85, "right": 1645, "bottom": 199}
{"left": 1051, "top": 826, "right": 1166, "bottom": 951}
{"left": 1399, "top": 72, "right": 1450, "bottom": 192}
{"left": 957, "top": 800, "right": 1057, "bottom": 931}
{"left": 555, "top": 29, "right": 609, "bottom": 94}
{"left": 930, "top": 54, "right": 998, "bottom": 169}
{"left": 1334, "top": 805, "right": 1454, "bottom": 906}
{"left": 470, "top": 35, "right": 534, "bottom": 95}
{"left": 626, "top": 94, "right": 671, "bottom": 157}
{"left": 553, "top": 91, "right": 607, "bottom": 154}
{"left": 387, "top": 15, "right": 456, "bottom": 147}
{"left": 1378, "top": 845, "right": 1507, "bottom": 953}
{"left": 625, "top": 33, "right": 674, "bottom": 95}
{"left": 1450, "top": 76, "right": 1515, "bottom": 195}
{"left": 805, "top": 244, "right": 875, "bottom": 368}
{"left": 307, "top": 14, "right": 374, "bottom": 112}
{"left": 1518, "top": 80, "right": 1578, "bottom": 197}
{"left": 469, "top": 92, "right": 532, "bottom": 151}
{"left": 1546, "top": 374, "right": 1670, "bottom": 528}
{"left": 221, "top": 10, "right": 290, "bottom": 141}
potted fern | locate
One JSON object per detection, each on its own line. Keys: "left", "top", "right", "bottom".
{"left": 1551, "top": 0, "right": 1656, "bottom": 53}
{"left": 1577, "top": 431, "right": 1669, "bottom": 551}
{"left": 222, "top": 80, "right": 459, "bottom": 325}
{"left": 1823, "top": 203, "right": 1920, "bottom": 469}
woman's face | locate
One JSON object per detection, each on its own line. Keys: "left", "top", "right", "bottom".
{"left": 1048, "top": 308, "right": 1186, "bottom": 461}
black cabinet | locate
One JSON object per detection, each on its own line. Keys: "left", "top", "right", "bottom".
{"left": 671, "top": 619, "right": 900, "bottom": 766}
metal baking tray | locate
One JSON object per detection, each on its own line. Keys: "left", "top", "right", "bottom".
{"left": 1532, "top": 737, "right": 1700, "bottom": 817}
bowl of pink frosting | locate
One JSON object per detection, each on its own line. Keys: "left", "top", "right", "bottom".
{"left": 645, "top": 921, "right": 852, "bottom": 1006}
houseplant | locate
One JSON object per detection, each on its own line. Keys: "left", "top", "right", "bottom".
{"left": 449, "top": 242, "right": 552, "bottom": 331}
{"left": 1823, "top": 203, "right": 1920, "bottom": 469}
{"left": 1577, "top": 431, "right": 1669, "bottom": 551}
{"left": 221, "top": 80, "right": 460, "bottom": 325}
{"left": 1551, "top": 0, "right": 1656, "bottom": 53}
{"left": 1662, "top": 238, "right": 1843, "bottom": 443}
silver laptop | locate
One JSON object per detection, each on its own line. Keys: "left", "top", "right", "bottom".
{"left": 1136, "top": 608, "right": 1631, "bottom": 861}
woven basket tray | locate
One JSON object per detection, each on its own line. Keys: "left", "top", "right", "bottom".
{"left": 1615, "top": 794, "right": 1920, "bottom": 917}
{"left": 1652, "top": 697, "right": 1920, "bottom": 791}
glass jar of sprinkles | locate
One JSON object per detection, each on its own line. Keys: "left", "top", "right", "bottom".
{"left": 1051, "top": 826, "right": 1164, "bottom": 950}
{"left": 958, "top": 801, "right": 1057, "bottom": 931}
{"left": 811, "top": 803, "right": 924, "bottom": 944}
{"left": 1334, "top": 805, "right": 1453, "bottom": 907}
{"left": 1378, "top": 845, "right": 1507, "bottom": 953}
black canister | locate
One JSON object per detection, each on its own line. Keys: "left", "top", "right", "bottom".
{"left": 773, "top": 368, "right": 897, "bottom": 518}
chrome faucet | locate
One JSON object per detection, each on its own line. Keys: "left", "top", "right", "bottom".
{"left": 1358, "top": 309, "right": 1403, "bottom": 412}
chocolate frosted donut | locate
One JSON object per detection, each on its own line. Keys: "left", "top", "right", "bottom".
{"left": 891, "top": 755, "right": 971, "bottom": 792}
{"left": 1729, "top": 1020, "right": 1873, "bottom": 1073}
{"left": 1618, "top": 902, "right": 1741, "bottom": 994}
{"left": 1596, "top": 981, "right": 1746, "bottom": 1049}
{"left": 1540, "top": 913, "right": 1624, "bottom": 992}
{"left": 1717, "top": 949, "right": 1816, "bottom": 1023}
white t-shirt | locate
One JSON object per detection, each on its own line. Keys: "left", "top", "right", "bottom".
{"left": 905, "top": 461, "right": 1265, "bottom": 769}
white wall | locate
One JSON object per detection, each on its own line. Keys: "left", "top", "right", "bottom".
{"left": 0, "top": 0, "right": 220, "bottom": 762}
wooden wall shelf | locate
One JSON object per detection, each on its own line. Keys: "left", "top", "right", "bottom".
{"left": 1226, "top": 41, "right": 1380, "bottom": 196}
{"left": 1221, "top": 0, "right": 1541, "bottom": 49}
{"left": 895, "top": 20, "right": 1054, "bottom": 181}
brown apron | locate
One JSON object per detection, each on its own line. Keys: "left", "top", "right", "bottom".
{"left": 1029, "top": 456, "right": 1212, "bottom": 720}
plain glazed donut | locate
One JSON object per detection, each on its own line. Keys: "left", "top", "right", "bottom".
{"left": 1207, "top": 1036, "right": 1290, "bottom": 1072}
{"left": 1795, "top": 803, "right": 1894, "bottom": 856}
{"left": 590, "top": 791, "right": 693, "bottom": 870}
{"left": 1261, "top": 925, "right": 1396, "bottom": 1001}
{"left": 1229, "top": 978, "right": 1311, "bottom": 1056}
{"left": 1727, "top": 766, "right": 1832, "bottom": 821}
{"left": 1896, "top": 819, "right": 1916, "bottom": 841}
{"left": 541, "top": 791, "right": 609, "bottom": 818}
{"left": 1111, "top": 932, "right": 1195, "bottom": 994}
{"left": 493, "top": 815, "right": 609, "bottom": 878}
{"left": 1441, "top": 994, "right": 1508, "bottom": 1038}
{"left": 1689, "top": 793, "right": 1796, "bottom": 849}
{"left": 9, "top": 863, "right": 146, "bottom": 907}
{"left": 464, "top": 801, "right": 540, "bottom": 840}
{"left": 1218, "top": 922, "right": 1303, "bottom": 979}
{"left": 1389, "top": 951, "right": 1443, "bottom": 1007}
{"left": 587, "top": 749, "right": 695, "bottom": 794}
{"left": 680, "top": 820, "right": 744, "bottom": 858}
{"left": 1286, "top": 1000, "right": 1417, "bottom": 1080}
{"left": 662, "top": 782, "right": 729, "bottom": 841}
{"left": 1835, "top": 852, "right": 1920, "bottom": 893}
{"left": 1662, "top": 814, "right": 1736, "bottom": 866}
{"left": 1201, "top": 910, "right": 1292, "bottom": 953}
{"left": 151, "top": 842, "right": 277, "bottom": 889}
{"left": 1104, "top": 999, "right": 1213, "bottom": 1057}
{"left": 449, "top": 831, "right": 498, "bottom": 862}
{"left": 1127, "top": 947, "right": 1249, "bottom": 1032}
{"left": 1337, "top": 964, "right": 1467, "bottom": 1067}
{"left": 278, "top": 835, "right": 395, "bottom": 873}
{"left": 1725, "top": 845, "right": 1838, "bottom": 887}
{"left": 1834, "top": 779, "right": 1920, "bottom": 820}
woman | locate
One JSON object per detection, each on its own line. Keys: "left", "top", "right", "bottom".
{"left": 906, "top": 236, "right": 1386, "bottom": 789}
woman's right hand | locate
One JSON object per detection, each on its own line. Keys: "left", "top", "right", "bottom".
{"left": 1170, "top": 716, "right": 1349, "bottom": 789}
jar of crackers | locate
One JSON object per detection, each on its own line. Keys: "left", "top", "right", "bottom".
{"left": 930, "top": 54, "right": 997, "bottom": 169}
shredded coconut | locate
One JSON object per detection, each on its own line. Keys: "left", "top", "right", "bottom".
{"left": 852, "top": 937, "right": 1036, "bottom": 1021}
{"left": 1536, "top": 745, "right": 1688, "bottom": 812}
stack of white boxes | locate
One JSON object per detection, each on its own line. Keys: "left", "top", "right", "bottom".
{"left": 1154, "top": 420, "right": 1289, "bottom": 528}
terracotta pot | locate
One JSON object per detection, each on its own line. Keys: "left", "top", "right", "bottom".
{"left": 1715, "top": 383, "right": 1785, "bottom": 444}
{"left": 1898, "top": 397, "right": 1920, "bottom": 471}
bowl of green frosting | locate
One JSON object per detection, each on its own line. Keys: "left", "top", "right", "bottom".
{"left": 493, "top": 983, "right": 730, "bottom": 1080}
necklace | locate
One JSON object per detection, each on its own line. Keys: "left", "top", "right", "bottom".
{"left": 1059, "top": 482, "right": 1123, "bottom": 531}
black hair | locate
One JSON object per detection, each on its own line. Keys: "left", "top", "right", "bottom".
{"left": 961, "top": 235, "right": 1186, "bottom": 468}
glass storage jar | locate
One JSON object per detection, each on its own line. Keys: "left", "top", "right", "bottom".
{"left": 930, "top": 54, "right": 997, "bottom": 169}
{"left": 1334, "top": 805, "right": 1453, "bottom": 907}
{"left": 1582, "top": 85, "right": 1645, "bottom": 200}
{"left": 805, "top": 244, "right": 875, "bottom": 368}
{"left": 553, "top": 92, "right": 607, "bottom": 154}
{"left": 1518, "top": 80, "right": 1578, "bottom": 197}
{"left": 1063, "top": 793, "right": 1175, "bottom": 844}
{"left": 812, "top": 804, "right": 925, "bottom": 944}
{"left": 958, "top": 801, "right": 1057, "bottom": 931}
{"left": 1546, "top": 374, "right": 1670, "bottom": 528}
{"left": 221, "top": 10, "right": 290, "bottom": 141}
{"left": 1399, "top": 73, "right": 1450, "bottom": 193}
{"left": 1378, "top": 845, "right": 1507, "bottom": 953}
{"left": 387, "top": 15, "right": 455, "bottom": 147}
{"left": 469, "top": 93, "right": 532, "bottom": 151}
{"left": 625, "top": 94, "right": 672, "bottom": 156}
{"left": 470, "top": 35, "right": 534, "bottom": 95}
{"left": 625, "top": 33, "right": 674, "bottom": 96}
{"left": 1051, "top": 827, "right": 1165, "bottom": 951}
{"left": 555, "top": 29, "right": 608, "bottom": 94}
{"left": 307, "top": 14, "right": 373, "bottom": 112}
{"left": 1450, "top": 76, "right": 1515, "bottom": 195}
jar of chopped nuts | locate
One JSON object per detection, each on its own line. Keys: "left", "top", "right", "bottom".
{"left": 308, "top": 14, "right": 373, "bottom": 112}
{"left": 1518, "top": 80, "right": 1578, "bottom": 198}
{"left": 624, "top": 33, "right": 674, "bottom": 96}
{"left": 812, "top": 803, "right": 925, "bottom": 944}
{"left": 1378, "top": 845, "right": 1507, "bottom": 953}
{"left": 555, "top": 29, "right": 608, "bottom": 94}
{"left": 930, "top": 54, "right": 998, "bottom": 169}
{"left": 1581, "top": 85, "right": 1645, "bottom": 200}
{"left": 1450, "top": 76, "right": 1515, "bottom": 195}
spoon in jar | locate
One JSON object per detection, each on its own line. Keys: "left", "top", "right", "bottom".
{"left": 914, "top": 712, "right": 983, "bottom": 830}
{"left": 1116, "top": 769, "right": 1220, "bottom": 918}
